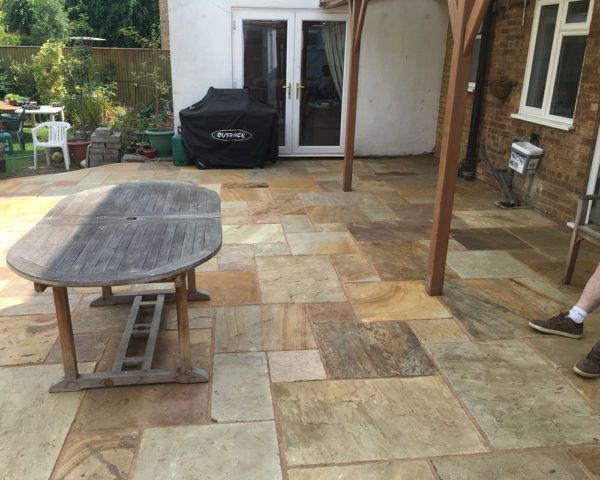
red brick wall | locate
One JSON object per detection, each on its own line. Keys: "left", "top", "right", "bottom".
{"left": 436, "top": 1, "right": 600, "bottom": 222}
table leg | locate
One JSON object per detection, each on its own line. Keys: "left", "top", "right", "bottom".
{"left": 175, "top": 274, "right": 192, "bottom": 373}
{"left": 52, "top": 287, "right": 78, "bottom": 381}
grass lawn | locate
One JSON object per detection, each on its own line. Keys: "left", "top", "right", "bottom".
{"left": 1, "top": 128, "right": 82, "bottom": 179}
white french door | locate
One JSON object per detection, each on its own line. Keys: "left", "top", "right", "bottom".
{"left": 232, "top": 10, "right": 349, "bottom": 156}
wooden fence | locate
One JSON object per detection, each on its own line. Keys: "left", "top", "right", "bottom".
{"left": 0, "top": 46, "right": 171, "bottom": 109}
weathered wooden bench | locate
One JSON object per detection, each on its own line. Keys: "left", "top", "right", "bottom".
{"left": 564, "top": 194, "right": 600, "bottom": 284}
{"left": 7, "top": 181, "right": 222, "bottom": 392}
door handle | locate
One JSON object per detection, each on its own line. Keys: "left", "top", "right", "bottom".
{"left": 282, "top": 83, "right": 291, "bottom": 100}
{"left": 296, "top": 83, "right": 305, "bottom": 99}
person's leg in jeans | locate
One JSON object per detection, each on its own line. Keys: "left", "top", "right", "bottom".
{"left": 529, "top": 263, "right": 600, "bottom": 378}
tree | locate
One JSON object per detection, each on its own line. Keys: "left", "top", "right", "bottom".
{"left": 64, "top": 0, "right": 160, "bottom": 48}
{"left": 29, "top": 0, "right": 70, "bottom": 45}
{"left": 2, "top": 0, "right": 34, "bottom": 35}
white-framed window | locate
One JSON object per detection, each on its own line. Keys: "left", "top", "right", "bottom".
{"left": 513, "top": 0, "right": 593, "bottom": 130}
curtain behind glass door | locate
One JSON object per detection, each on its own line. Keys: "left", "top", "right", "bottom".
{"left": 243, "top": 20, "right": 287, "bottom": 146}
{"left": 299, "top": 21, "right": 346, "bottom": 147}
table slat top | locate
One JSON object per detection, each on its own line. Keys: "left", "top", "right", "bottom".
{"left": 7, "top": 181, "right": 222, "bottom": 287}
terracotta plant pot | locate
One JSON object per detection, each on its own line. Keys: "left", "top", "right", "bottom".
{"left": 144, "top": 148, "right": 157, "bottom": 159}
{"left": 67, "top": 140, "right": 91, "bottom": 162}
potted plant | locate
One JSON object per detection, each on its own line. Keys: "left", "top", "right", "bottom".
{"left": 132, "top": 59, "right": 174, "bottom": 157}
{"left": 61, "top": 46, "right": 119, "bottom": 161}
{"left": 4, "top": 93, "right": 24, "bottom": 106}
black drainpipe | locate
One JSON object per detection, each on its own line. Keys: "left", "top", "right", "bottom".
{"left": 462, "top": 1, "right": 495, "bottom": 180}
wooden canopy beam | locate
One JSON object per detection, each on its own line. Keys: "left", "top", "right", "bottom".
{"left": 342, "top": 0, "right": 369, "bottom": 191}
{"left": 425, "top": 0, "right": 490, "bottom": 296}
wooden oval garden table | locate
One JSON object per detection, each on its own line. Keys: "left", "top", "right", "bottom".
{"left": 7, "top": 181, "right": 222, "bottom": 392}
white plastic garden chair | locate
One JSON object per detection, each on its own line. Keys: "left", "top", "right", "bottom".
{"left": 32, "top": 121, "right": 72, "bottom": 171}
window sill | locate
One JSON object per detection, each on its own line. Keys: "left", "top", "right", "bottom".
{"left": 510, "top": 112, "right": 574, "bottom": 131}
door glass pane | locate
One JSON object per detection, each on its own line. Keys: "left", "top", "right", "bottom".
{"left": 549, "top": 35, "right": 587, "bottom": 118}
{"left": 243, "top": 20, "right": 287, "bottom": 146}
{"left": 299, "top": 21, "right": 346, "bottom": 147}
{"left": 566, "top": 0, "right": 589, "bottom": 23}
{"left": 526, "top": 4, "right": 559, "bottom": 109}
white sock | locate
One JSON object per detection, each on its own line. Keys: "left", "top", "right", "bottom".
{"left": 568, "top": 306, "right": 588, "bottom": 324}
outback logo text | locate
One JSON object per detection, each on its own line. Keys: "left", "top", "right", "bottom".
{"left": 211, "top": 129, "right": 253, "bottom": 142}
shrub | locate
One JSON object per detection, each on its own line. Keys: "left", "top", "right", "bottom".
{"left": 9, "top": 60, "right": 37, "bottom": 99}
{"left": 61, "top": 46, "right": 120, "bottom": 139}
{"left": 31, "top": 41, "right": 66, "bottom": 104}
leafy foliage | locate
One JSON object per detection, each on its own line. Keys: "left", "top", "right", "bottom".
{"left": 8, "top": 60, "right": 37, "bottom": 98}
{"left": 1, "top": 0, "right": 160, "bottom": 47}
{"left": 30, "top": 41, "right": 66, "bottom": 103}
{"left": 28, "top": 0, "right": 70, "bottom": 45}
{"left": 61, "top": 46, "right": 121, "bottom": 139}
{"left": 64, "top": 0, "right": 160, "bottom": 48}
{"left": 3, "top": 0, "right": 34, "bottom": 35}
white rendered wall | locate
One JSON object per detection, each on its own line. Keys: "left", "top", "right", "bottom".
{"left": 168, "top": 0, "right": 448, "bottom": 156}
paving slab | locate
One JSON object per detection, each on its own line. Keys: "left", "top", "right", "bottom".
{"left": 212, "top": 352, "right": 273, "bottom": 422}
{"left": 274, "top": 376, "right": 487, "bottom": 466}
{"left": 428, "top": 340, "right": 600, "bottom": 449}
{"left": 268, "top": 350, "right": 326, "bottom": 382}
{"left": 51, "top": 430, "right": 139, "bottom": 480}
{"left": 257, "top": 256, "right": 346, "bottom": 304}
{"left": 288, "top": 461, "right": 436, "bottom": 480}
{"left": 345, "top": 280, "right": 451, "bottom": 321}
{"left": 432, "top": 451, "right": 589, "bottom": 480}
{"left": 441, "top": 278, "right": 569, "bottom": 340}
{"left": 314, "top": 321, "right": 436, "bottom": 379}
{"left": 133, "top": 422, "right": 281, "bottom": 480}
{"left": 215, "top": 304, "right": 316, "bottom": 353}
{"left": 0, "top": 364, "right": 92, "bottom": 480}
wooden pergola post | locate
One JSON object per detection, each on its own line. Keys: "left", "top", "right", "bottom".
{"left": 426, "top": 0, "right": 490, "bottom": 296}
{"left": 342, "top": 0, "right": 368, "bottom": 191}
{"left": 324, "top": 0, "right": 490, "bottom": 294}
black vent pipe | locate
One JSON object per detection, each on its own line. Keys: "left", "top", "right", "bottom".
{"left": 462, "top": 1, "right": 495, "bottom": 180}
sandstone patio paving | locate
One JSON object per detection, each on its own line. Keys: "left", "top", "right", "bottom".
{"left": 133, "top": 422, "right": 281, "bottom": 480}
{"left": 345, "top": 281, "right": 451, "bottom": 321}
{"left": 569, "top": 445, "right": 600, "bottom": 477}
{"left": 45, "top": 332, "right": 110, "bottom": 364}
{"left": 432, "top": 451, "right": 589, "bottom": 480}
{"left": 441, "top": 278, "right": 569, "bottom": 339}
{"left": 305, "top": 301, "right": 359, "bottom": 324}
{"left": 288, "top": 461, "right": 436, "bottom": 480}
{"left": 195, "top": 270, "right": 260, "bottom": 306}
{"left": 407, "top": 318, "right": 471, "bottom": 343}
{"left": 222, "top": 224, "right": 285, "bottom": 244}
{"left": 0, "top": 314, "right": 57, "bottom": 365}
{"left": 446, "top": 250, "right": 535, "bottom": 278}
{"left": 215, "top": 304, "right": 316, "bottom": 352}
{"left": 257, "top": 256, "right": 346, "bottom": 303}
{"left": 274, "top": 376, "right": 487, "bottom": 465}
{"left": 428, "top": 341, "right": 600, "bottom": 449}
{"left": 329, "top": 253, "right": 380, "bottom": 282}
{"left": 306, "top": 205, "right": 371, "bottom": 224}
{"left": 217, "top": 244, "right": 256, "bottom": 270}
{"left": 212, "top": 352, "right": 273, "bottom": 422}
{"left": 287, "top": 232, "right": 360, "bottom": 255}
{"left": 268, "top": 350, "right": 326, "bottom": 382}
{"left": 51, "top": 430, "right": 139, "bottom": 480}
{"left": 0, "top": 364, "right": 92, "bottom": 480}
{"left": 2, "top": 159, "right": 598, "bottom": 479}
{"left": 314, "top": 321, "right": 436, "bottom": 379}
{"left": 451, "top": 228, "right": 532, "bottom": 250}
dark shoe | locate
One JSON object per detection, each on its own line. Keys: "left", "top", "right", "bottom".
{"left": 573, "top": 341, "right": 600, "bottom": 378}
{"left": 529, "top": 313, "right": 584, "bottom": 339}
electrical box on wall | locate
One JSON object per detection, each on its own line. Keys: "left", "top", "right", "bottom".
{"left": 509, "top": 141, "right": 543, "bottom": 174}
